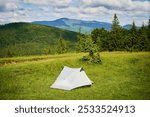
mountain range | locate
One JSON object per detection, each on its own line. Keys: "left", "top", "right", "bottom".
{"left": 33, "top": 18, "right": 132, "bottom": 33}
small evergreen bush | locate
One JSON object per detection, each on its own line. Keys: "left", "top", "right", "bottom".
{"left": 82, "top": 53, "right": 101, "bottom": 64}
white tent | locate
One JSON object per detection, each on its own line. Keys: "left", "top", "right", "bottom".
{"left": 50, "top": 66, "right": 93, "bottom": 90}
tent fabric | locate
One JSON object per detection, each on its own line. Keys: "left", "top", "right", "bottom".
{"left": 50, "top": 66, "right": 93, "bottom": 90}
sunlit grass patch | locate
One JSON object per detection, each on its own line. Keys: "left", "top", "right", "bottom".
{"left": 0, "top": 52, "right": 149, "bottom": 100}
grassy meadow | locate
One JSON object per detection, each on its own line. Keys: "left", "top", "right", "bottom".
{"left": 0, "top": 52, "right": 150, "bottom": 100}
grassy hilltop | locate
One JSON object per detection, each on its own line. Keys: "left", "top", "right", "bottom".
{"left": 0, "top": 23, "right": 77, "bottom": 57}
{"left": 0, "top": 52, "right": 149, "bottom": 100}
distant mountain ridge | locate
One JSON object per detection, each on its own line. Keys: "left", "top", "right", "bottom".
{"left": 33, "top": 18, "right": 132, "bottom": 33}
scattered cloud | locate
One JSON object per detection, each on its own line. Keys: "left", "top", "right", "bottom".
{"left": 0, "top": 0, "right": 149, "bottom": 26}
{"left": 78, "top": 0, "right": 149, "bottom": 11}
{"left": 0, "top": 0, "right": 19, "bottom": 12}
{"left": 23, "top": 0, "right": 71, "bottom": 8}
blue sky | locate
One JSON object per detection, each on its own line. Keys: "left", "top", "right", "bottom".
{"left": 0, "top": 0, "right": 149, "bottom": 26}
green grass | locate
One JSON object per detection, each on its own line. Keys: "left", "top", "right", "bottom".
{"left": 0, "top": 52, "right": 150, "bottom": 100}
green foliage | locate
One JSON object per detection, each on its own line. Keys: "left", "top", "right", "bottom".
{"left": 57, "top": 38, "right": 68, "bottom": 54}
{"left": 91, "top": 28, "right": 100, "bottom": 44}
{"left": 112, "top": 14, "right": 120, "bottom": 31}
{"left": 91, "top": 28, "right": 108, "bottom": 51}
{"left": 110, "top": 14, "right": 124, "bottom": 50}
{"left": 0, "top": 23, "right": 77, "bottom": 57}
{"left": 43, "top": 48, "right": 56, "bottom": 55}
{"left": 6, "top": 49, "right": 15, "bottom": 57}
{"left": 84, "top": 36, "right": 98, "bottom": 56}
{"left": 147, "top": 19, "right": 150, "bottom": 50}
{"left": 77, "top": 35, "right": 98, "bottom": 54}
{"left": 128, "top": 21, "right": 138, "bottom": 50}
{"left": 137, "top": 23, "right": 149, "bottom": 51}
{"left": 82, "top": 53, "right": 101, "bottom": 63}
{"left": 91, "top": 14, "right": 150, "bottom": 52}
{"left": 76, "top": 34, "right": 99, "bottom": 62}
{"left": 76, "top": 32, "right": 83, "bottom": 52}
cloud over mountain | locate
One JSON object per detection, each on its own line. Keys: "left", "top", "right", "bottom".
{"left": 0, "top": 0, "right": 149, "bottom": 26}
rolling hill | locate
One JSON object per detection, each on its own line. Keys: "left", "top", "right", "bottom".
{"left": 33, "top": 18, "right": 112, "bottom": 33}
{"left": 0, "top": 22, "right": 77, "bottom": 57}
{"left": 33, "top": 18, "right": 133, "bottom": 33}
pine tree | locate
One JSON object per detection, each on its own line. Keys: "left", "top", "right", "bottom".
{"left": 148, "top": 19, "right": 150, "bottom": 39}
{"left": 57, "top": 37, "right": 68, "bottom": 54}
{"left": 91, "top": 28, "right": 100, "bottom": 44}
{"left": 147, "top": 19, "right": 150, "bottom": 50}
{"left": 91, "top": 28, "right": 108, "bottom": 51}
{"left": 76, "top": 33, "right": 86, "bottom": 52}
{"left": 138, "top": 23, "right": 148, "bottom": 51}
{"left": 110, "top": 14, "right": 123, "bottom": 50}
{"left": 84, "top": 36, "right": 98, "bottom": 58}
{"left": 112, "top": 14, "right": 120, "bottom": 31}
{"left": 148, "top": 19, "right": 150, "bottom": 33}
{"left": 76, "top": 34, "right": 100, "bottom": 62}
{"left": 129, "top": 21, "right": 138, "bottom": 51}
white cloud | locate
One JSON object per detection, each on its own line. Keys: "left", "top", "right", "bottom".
{"left": 23, "top": 0, "right": 71, "bottom": 8}
{"left": 79, "top": 0, "right": 149, "bottom": 11}
{"left": 0, "top": 0, "right": 149, "bottom": 26}
{"left": 75, "top": 0, "right": 149, "bottom": 25}
{"left": 0, "top": 0, "right": 19, "bottom": 12}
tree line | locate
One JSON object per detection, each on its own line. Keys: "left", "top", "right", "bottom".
{"left": 77, "top": 14, "right": 150, "bottom": 53}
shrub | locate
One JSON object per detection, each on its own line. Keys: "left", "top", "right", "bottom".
{"left": 82, "top": 53, "right": 101, "bottom": 64}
